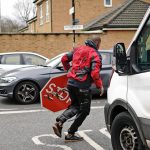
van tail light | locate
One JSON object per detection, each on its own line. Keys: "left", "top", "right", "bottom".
{"left": 108, "top": 69, "right": 114, "bottom": 87}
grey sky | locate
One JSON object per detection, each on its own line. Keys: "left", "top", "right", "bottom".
{"left": 1, "top": 0, "right": 17, "bottom": 19}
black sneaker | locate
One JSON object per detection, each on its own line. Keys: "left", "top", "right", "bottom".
{"left": 65, "top": 134, "right": 84, "bottom": 142}
{"left": 52, "top": 122, "right": 63, "bottom": 138}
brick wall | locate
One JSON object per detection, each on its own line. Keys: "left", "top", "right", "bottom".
{"left": 52, "top": 0, "right": 71, "bottom": 33}
{"left": 0, "top": 31, "right": 135, "bottom": 59}
{"left": 142, "top": 0, "right": 150, "bottom": 3}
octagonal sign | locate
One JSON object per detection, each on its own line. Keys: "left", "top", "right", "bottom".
{"left": 40, "top": 73, "right": 71, "bottom": 112}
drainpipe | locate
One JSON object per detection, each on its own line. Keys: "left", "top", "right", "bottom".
{"left": 0, "top": 0, "right": 1, "bottom": 33}
{"left": 72, "top": 0, "right": 75, "bottom": 47}
{"left": 50, "top": 0, "right": 53, "bottom": 32}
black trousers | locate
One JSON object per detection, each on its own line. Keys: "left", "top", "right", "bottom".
{"left": 56, "top": 85, "right": 92, "bottom": 134}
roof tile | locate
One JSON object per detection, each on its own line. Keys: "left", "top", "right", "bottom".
{"left": 85, "top": 0, "right": 150, "bottom": 30}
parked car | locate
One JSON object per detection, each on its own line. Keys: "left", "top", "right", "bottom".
{"left": 0, "top": 51, "right": 112, "bottom": 104}
{"left": 91, "top": 50, "right": 113, "bottom": 95}
{"left": 0, "top": 52, "right": 49, "bottom": 74}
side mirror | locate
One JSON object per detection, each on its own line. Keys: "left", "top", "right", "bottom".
{"left": 113, "top": 43, "right": 127, "bottom": 74}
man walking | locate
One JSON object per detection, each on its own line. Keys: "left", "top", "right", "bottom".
{"left": 52, "top": 35, "right": 104, "bottom": 142}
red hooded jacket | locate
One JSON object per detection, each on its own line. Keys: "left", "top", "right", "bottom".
{"left": 61, "top": 44, "right": 103, "bottom": 89}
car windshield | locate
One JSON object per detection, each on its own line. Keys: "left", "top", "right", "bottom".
{"left": 46, "top": 53, "right": 65, "bottom": 67}
{"left": 100, "top": 52, "right": 111, "bottom": 65}
{"left": 46, "top": 51, "right": 112, "bottom": 68}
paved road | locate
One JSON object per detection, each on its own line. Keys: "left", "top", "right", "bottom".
{"left": 0, "top": 96, "right": 113, "bottom": 150}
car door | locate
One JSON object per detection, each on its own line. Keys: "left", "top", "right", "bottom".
{"left": 100, "top": 52, "right": 113, "bottom": 89}
{"left": 128, "top": 16, "right": 150, "bottom": 119}
{"left": 90, "top": 51, "right": 112, "bottom": 94}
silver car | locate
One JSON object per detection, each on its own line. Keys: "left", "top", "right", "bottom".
{"left": 0, "top": 51, "right": 112, "bottom": 104}
{"left": 0, "top": 52, "right": 49, "bottom": 74}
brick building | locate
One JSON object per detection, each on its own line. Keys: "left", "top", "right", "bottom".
{"left": 5, "top": 0, "right": 150, "bottom": 59}
{"left": 21, "top": 0, "right": 127, "bottom": 33}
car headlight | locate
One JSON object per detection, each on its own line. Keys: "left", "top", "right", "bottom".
{"left": 0, "top": 77, "right": 17, "bottom": 83}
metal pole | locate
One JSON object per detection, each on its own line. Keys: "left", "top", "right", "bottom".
{"left": 0, "top": 0, "right": 1, "bottom": 33}
{"left": 72, "top": 0, "right": 75, "bottom": 47}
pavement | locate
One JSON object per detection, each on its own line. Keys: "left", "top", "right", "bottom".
{"left": 0, "top": 96, "right": 113, "bottom": 150}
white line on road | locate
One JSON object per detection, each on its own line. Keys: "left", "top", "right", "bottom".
{"left": 91, "top": 106, "right": 104, "bottom": 109}
{"left": 32, "top": 134, "right": 72, "bottom": 150}
{"left": 77, "top": 130, "right": 105, "bottom": 150}
{"left": 0, "top": 106, "right": 104, "bottom": 115}
{"left": 0, "top": 109, "right": 46, "bottom": 115}
{"left": 32, "top": 134, "right": 58, "bottom": 145}
{"left": 99, "top": 128, "right": 111, "bottom": 139}
{"left": 0, "top": 108, "right": 17, "bottom": 111}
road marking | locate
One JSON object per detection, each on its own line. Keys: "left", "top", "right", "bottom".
{"left": 32, "top": 134, "right": 58, "bottom": 145}
{"left": 0, "top": 106, "right": 104, "bottom": 115}
{"left": 0, "top": 108, "right": 17, "bottom": 111}
{"left": 91, "top": 106, "right": 104, "bottom": 109}
{"left": 33, "top": 129, "right": 110, "bottom": 150}
{"left": 76, "top": 130, "right": 105, "bottom": 150}
{"left": 0, "top": 109, "right": 46, "bottom": 115}
{"left": 99, "top": 128, "right": 111, "bottom": 139}
{"left": 92, "top": 101, "right": 102, "bottom": 104}
{"left": 32, "top": 134, "right": 72, "bottom": 150}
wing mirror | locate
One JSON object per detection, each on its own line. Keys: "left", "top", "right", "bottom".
{"left": 113, "top": 43, "right": 128, "bottom": 74}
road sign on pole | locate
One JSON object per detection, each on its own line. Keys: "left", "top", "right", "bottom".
{"left": 64, "top": 25, "right": 83, "bottom": 30}
{"left": 69, "top": 7, "right": 74, "bottom": 15}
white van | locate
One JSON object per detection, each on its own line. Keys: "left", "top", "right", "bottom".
{"left": 104, "top": 7, "right": 150, "bottom": 150}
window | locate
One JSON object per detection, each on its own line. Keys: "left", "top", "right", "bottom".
{"left": 104, "top": 0, "right": 112, "bottom": 7}
{"left": 1, "top": 54, "right": 21, "bottom": 65}
{"left": 47, "top": 55, "right": 62, "bottom": 67}
{"left": 23, "top": 54, "right": 46, "bottom": 65}
{"left": 136, "top": 17, "right": 150, "bottom": 71}
{"left": 40, "top": 4, "right": 43, "bottom": 25}
{"left": 46, "top": 0, "right": 50, "bottom": 22}
{"left": 30, "top": 24, "right": 33, "bottom": 33}
{"left": 101, "top": 53, "right": 111, "bottom": 65}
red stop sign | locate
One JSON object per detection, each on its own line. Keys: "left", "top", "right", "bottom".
{"left": 40, "top": 73, "right": 71, "bottom": 112}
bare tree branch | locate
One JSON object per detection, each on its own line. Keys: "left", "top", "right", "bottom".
{"left": 13, "top": 0, "right": 36, "bottom": 24}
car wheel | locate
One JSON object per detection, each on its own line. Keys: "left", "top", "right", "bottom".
{"left": 111, "top": 112, "right": 145, "bottom": 150}
{"left": 14, "top": 81, "right": 39, "bottom": 104}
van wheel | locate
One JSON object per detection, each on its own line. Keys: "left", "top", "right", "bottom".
{"left": 14, "top": 81, "right": 39, "bottom": 104}
{"left": 111, "top": 112, "right": 145, "bottom": 150}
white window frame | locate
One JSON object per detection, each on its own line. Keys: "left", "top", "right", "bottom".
{"left": 46, "top": 0, "right": 50, "bottom": 22}
{"left": 30, "top": 24, "right": 33, "bottom": 33}
{"left": 104, "top": 0, "right": 112, "bottom": 7}
{"left": 40, "top": 4, "right": 43, "bottom": 25}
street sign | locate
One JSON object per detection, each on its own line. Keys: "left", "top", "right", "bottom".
{"left": 64, "top": 25, "right": 83, "bottom": 30}
{"left": 40, "top": 74, "right": 71, "bottom": 112}
{"left": 69, "top": 7, "right": 74, "bottom": 15}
